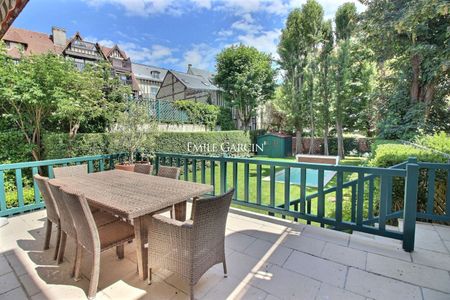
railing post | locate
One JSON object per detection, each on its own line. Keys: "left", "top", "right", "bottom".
{"left": 154, "top": 154, "right": 160, "bottom": 174}
{"left": 403, "top": 157, "right": 419, "bottom": 252}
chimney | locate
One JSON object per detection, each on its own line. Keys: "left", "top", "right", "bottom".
{"left": 52, "top": 26, "right": 66, "bottom": 46}
{"left": 187, "top": 63, "right": 192, "bottom": 74}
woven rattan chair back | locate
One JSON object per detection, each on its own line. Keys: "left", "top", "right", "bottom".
{"left": 54, "top": 164, "right": 88, "bottom": 178}
{"left": 157, "top": 166, "right": 181, "bottom": 179}
{"left": 48, "top": 181, "right": 77, "bottom": 238}
{"left": 134, "top": 164, "right": 153, "bottom": 175}
{"left": 34, "top": 174, "right": 59, "bottom": 224}
{"left": 60, "top": 187, "right": 100, "bottom": 254}
{"left": 191, "top": 189, "right": 234, "bottom": 249}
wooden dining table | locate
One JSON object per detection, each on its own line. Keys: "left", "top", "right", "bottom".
{"left": 49, "top": 169, "right": 213, "bottom": 280}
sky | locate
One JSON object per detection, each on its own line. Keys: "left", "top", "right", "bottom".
{"left": 12, "top": 0, "right": 365, "bottom": 73}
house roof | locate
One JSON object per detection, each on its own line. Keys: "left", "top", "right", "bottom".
{"left": 101, "top": 44, "right": 128, "bottom": 59}
{"left": 131, "top": 63, "right": 168, "bottom": 82}
{"left": 2, "top": 27, "right": 64, "bottom": 59}
{"left": 171, "top": 70, "right": 220, "bottom": 91}
{"left": 0, "top": 0, "right": 29, "bottom": 39}
{"left": 187, "top": 66, "right": 215, "bottom": 83}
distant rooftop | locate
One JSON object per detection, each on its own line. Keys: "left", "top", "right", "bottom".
{"left": 171, "top": 70, "right": 220, "bottom": 91}
{"left": 131, "top": 62, "right": 168, "bottom": 82}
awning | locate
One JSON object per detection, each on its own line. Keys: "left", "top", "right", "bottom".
{"left": 0, "top": 0, "right": 29, "bottom": 39}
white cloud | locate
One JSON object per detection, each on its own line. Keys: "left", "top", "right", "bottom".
{"left": 236, "top": 29, "right": 281, "bottom": 57}
{"left": 179, "top": 43, "right": 220, "bottom": 71}
{"left": 191, "top": 0, "right": 212, "bottom": 9}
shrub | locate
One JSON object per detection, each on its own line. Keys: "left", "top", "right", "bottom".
{"left": 43, "top": 130, "right": 251, "bottom": 159}
{"left": 174, "top": 100, "right": 220, "bottom": 130}
{"left": 368, "top": 142, "right": 448, "bottom": 220}
{"left": 0, "top": 131, "right": 34, "bottom": 163}
{"left": 416, "top": 132, "right": 450, "bottom": 154}
{"left": 216, "top": 107, "right": 236, "bottom": 130}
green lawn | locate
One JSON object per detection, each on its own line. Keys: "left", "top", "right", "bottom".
{"left": 183, "top": 155, "right": 368, "bottom": 224}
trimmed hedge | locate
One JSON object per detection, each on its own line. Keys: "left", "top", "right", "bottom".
{"left": 368, "top": 141, "right": 448, "bottom": 222}
{"left": 43, "top": 130, "right": 251, "bottom": 159}
{"left": 0, "top": 131, "right": 34, "bottom": 164}
{"left": 416, "top": 132, "right": 450, "bottom": 154}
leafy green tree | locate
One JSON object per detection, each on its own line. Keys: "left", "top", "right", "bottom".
{"left": 334, "top": 2, "right": 358, "bottom": 159}
{"left": 361, "top": 0, "right": 450, "bottom": 138}
{"left": 215, "top": 45, "right": 276, "bottom": 131}
{"left": 318, "top": 20, "right": 334, "bottom": 155}
{"left": 278, "top": 0, "right": 323, "bottom": 154}
{"left": 0, "top": 52, "right": 73, "bottom": 160}
{"left": 109, "top": 100, "right": 157, "bottom": 163}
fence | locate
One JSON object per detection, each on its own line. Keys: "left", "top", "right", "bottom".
{"left": 148, "top": 99, "right": 189, "bottom": 123}
{"left": 154, "top": 153, "right": 449, "bottom": 252}
{"left": 1, "top": 152, "right": 448, "bottom": 252}
{"left": 0, "top": 154, "right": 124, "bottom": 217}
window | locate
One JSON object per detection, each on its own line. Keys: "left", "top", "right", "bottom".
{"left": 150, "top": 87, "right": 158, "bottom": 95}
{"left": 151, "top": 71, "right": 160, "bottom": 79}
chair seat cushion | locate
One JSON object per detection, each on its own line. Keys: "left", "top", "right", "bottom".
{"left": 98, "top": 220, "right": 135, "bottom": 250}
{"left": 93, "top": 211, "right": 119, "bottom": 227}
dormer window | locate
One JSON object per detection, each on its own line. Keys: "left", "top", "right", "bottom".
{"left": 151, "top": 71, "right": 160, "bottom": 79}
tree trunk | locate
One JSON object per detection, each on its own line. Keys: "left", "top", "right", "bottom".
{"left": 295, "top": 128, "right": 303, "bottom": 154}
{"left": 410, "top": 54, "right": 421, "bottom": 104}
{"left": 424, "top": 82, "right": 435, "bottom": 119}
{"left": 336, "top": 119, "right": 345, "bottom": 159}
{"left": 323, "top": 126, "right": 329, "bottom": 156}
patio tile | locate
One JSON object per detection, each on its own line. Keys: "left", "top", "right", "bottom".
{"left": 225, "top": 251, "right": 264, "bottom": 282}
{"left": 434, "top": 224, "right": 450, "bottom": 241}
{"left": 349, "top": 235, "right": 411, "bottom": 262}
{"left": 19, "top": 273, "right": 41, "bottom": 297}
{"left": 301, "top": 226, "right": 350, "bottom": 246}
{"left": 226, "top": 216, "right": 264, "bottom": 232}
{"left": 321, "top": 242, "right": 367, "bottom": 269}
{"left": 415, "top": 227, "right": 449, "bottom": 253}
{"left": 250, "top": 264, "right": 321, "bottom": 300}
{"left": 366, "top": 253, "right": 450, "bottom": 293}
{"left": 283, "top": 250, "right": 347, "bottom": 288}
{"left": 6, "top": 251, "right": 30, "bottom": 277}
{"left": 0, "top": 287, "right": 28, "bottom": 300}
{"left": 411, "top": 248, "right": 450, "bottom": 271}
{"left": 243, "top": 238, "right": 293, "bottom": 266}
{"left": 345, "top": 267, "right": 422, "bottom": 299}
{"left": 164, "top": 263, "right": 226, "bottom": 299}
{"left": 422, "top": 288, "right": 450, "bottom": 300}
{"left": 201, "top": 276, "right": 267, "bottom": 300}
{"left": 245, "top": 224, "right": 292, "bottom": 243}
{"left": 316, "top": 283, "right": 365, "bottom": 300}
{"left": 0, "top": 256, "right": 12, "bottom": 276}
{"left": 281, "top": 234, "right": 326, "bottom": 256}
{"left": 101, "top": 275, "right": 179, "bottom": 300}
{"left": 0, "top": 272, "right": 21, "bottom": 295}
{"left": 225, "top": 231, "right": 257, "bottom": 253}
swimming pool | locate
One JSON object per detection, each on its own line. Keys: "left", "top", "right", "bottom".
{"left": 267, "top": 168, "right": 337, "bottom": 188}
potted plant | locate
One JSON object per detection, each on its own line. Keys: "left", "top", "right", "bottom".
{"left": 110, "top": 100, "right": 157, "bottom": 171}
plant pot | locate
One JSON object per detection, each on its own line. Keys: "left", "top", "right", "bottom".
{"left": 115, "top": 163, "right": 135, "bottom": 172}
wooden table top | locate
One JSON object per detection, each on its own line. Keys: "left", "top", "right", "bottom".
{"left": 49, "top": 170, "right": 213, "bottom": 219}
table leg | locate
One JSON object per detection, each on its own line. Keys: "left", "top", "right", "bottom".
{"left": 134, "top": 216, "right": 148, "bottom": 280}
{"left": 174, "top": 201, "right": 187, "bottom": 221}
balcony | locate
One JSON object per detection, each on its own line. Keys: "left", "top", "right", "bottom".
{"left": 0, "top": 154, "right": 449, "bottom": 299}
{"left": 1, "top": 204, "right": 450, "bottom": 299}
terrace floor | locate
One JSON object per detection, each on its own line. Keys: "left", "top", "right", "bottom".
{"left": 1, "top": 207, "right": 450, "bottom": 300}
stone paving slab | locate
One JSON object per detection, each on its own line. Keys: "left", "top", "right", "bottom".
{"left": 1, "top": 208, "right": 450, "bottom": 300}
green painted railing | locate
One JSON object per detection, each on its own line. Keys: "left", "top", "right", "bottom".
{"left": 1, "top": 152, "right": 448, "bottom": 253}
{"left": 153, "top": 153, "right": 447, "bottom": 252}
{"left": 0, "top": 153, "right": 124, "bottom": 217}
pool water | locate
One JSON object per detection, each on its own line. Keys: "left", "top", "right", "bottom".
{"left": 269, "top": 168, "right": 337, "bottom": 188}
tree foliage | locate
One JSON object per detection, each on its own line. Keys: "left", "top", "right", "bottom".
{"left": 215, "top": 44, "right": 276, "bottom": 131}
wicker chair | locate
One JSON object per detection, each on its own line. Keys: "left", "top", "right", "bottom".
{"left": 155, "top": 166, "right": 181, "bottom": 217}
{"left": 48, "top": 181, "right": 119, "bottom": 265}
{"left": 147, "top": 189, "right": 234, "bottom": 300}
{"left": 134, "top": 164, "right": 153, "bottom": 175}
{"left": 157, "top": 166, "right": 181, "bottom": 179}
{"left": 60, "top": 186, "right": 135, "bottom": 300}
{"left": 34, "top": 174, "right": 61, "bottom": 259}
{"left": 53, "top": 164, "right": 88, "bottom": 178}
